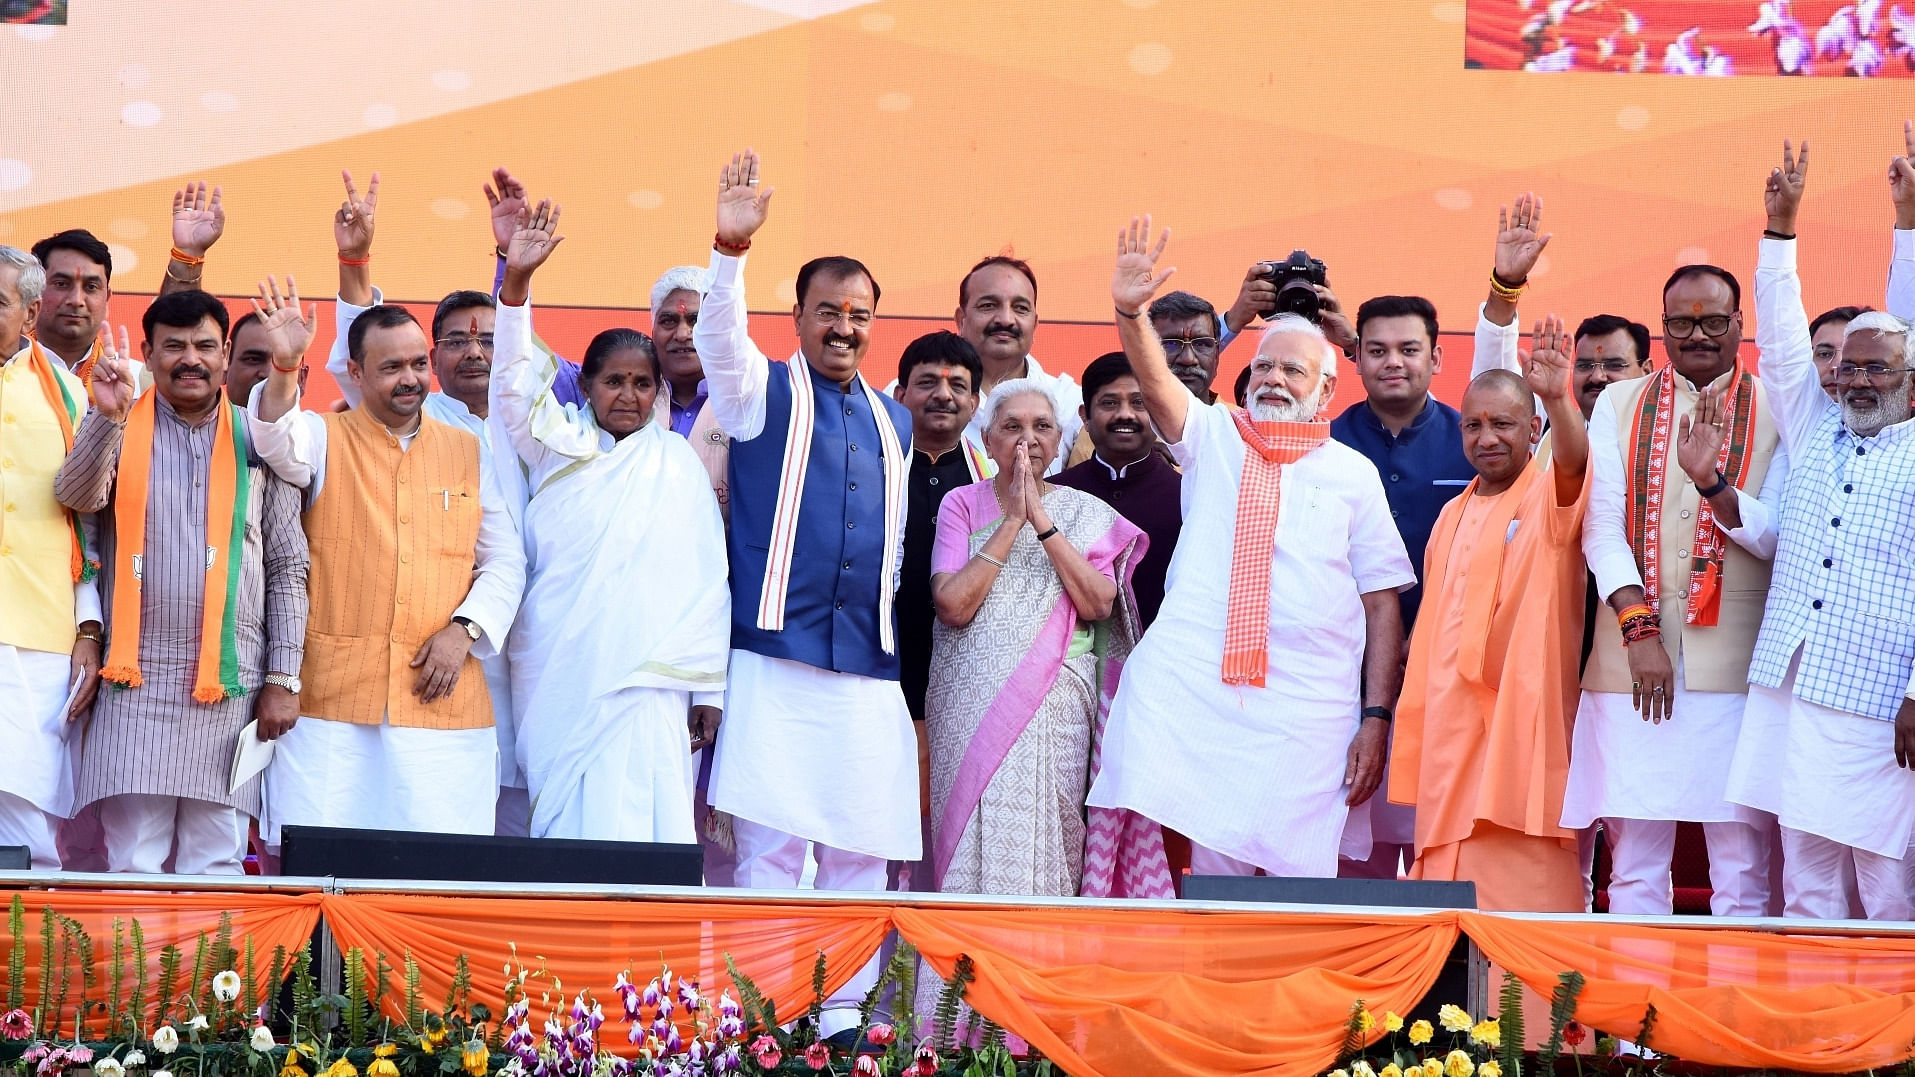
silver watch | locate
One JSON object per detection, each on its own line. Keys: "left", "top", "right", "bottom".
{"left": 453, "top": 616, "right": 481, "bottom": 641}
{"left": 263, "top": 672, "right": 302, "bottom": 694}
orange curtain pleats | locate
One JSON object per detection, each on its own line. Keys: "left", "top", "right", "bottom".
{"left": 0, "top": 890, "right": 323, "bottom": 1038}
{"left": 9, "top": 893, "right": 1915, "bottom": 1076}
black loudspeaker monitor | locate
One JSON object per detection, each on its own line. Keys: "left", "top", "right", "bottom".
{"left": 0, "top": 845, "right": 28, "bottom": 870}
{"left": 1181, "top": 875, "right": 1477, "bottom": 909}
{"left": 280, "top": 826, "right": 703, "bottom": 886}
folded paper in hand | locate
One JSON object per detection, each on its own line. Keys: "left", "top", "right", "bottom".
{"left": 229, "top": 720, "right": 275, "bottom": 794}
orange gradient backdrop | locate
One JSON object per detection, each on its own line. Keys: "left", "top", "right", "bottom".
{"left": 1, "top": 0, "right": 1908, "bottom": 403}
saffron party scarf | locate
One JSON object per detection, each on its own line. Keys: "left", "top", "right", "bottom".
{"left": 100, "top": 390, "right": 253, "bottom": 702}
{"left": 1221, "top": 411, "right": 1330, "bottom": 686}
{"left": 756, "top": 351, "right": 907, "bottom": 653}
{"left": 1624, "top": 364, "right": 1758, "bottom": 627}
{"left": 25, "top": 342, "right": 97, "bottom": 582}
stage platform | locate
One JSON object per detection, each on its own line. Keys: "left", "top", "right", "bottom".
{"left": 3, "top": 871, "right": 1914, "bottom": 1077}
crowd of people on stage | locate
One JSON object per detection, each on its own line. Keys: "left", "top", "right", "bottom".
{"left": 7, "top": 126, "right": 1915, "bottom": 966}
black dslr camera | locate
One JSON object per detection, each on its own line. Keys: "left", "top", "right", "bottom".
{"left": 1256, "top": 250, "right": 1330, "bottom": 323}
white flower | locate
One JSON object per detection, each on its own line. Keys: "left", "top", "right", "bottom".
{"left": 123, "top": 1051, "right": 146, "bottom": 1066}
{"left": 95, "top": 1060, "right": 126, "bottom": 1077}
{"left": 186, "top": 1015, "right": 209, "bottom": 1032}
{"left": 250, "top": 1026, "right": 275, "bottom": 1052}
{"left": 212, "top": 971, "right": 242, "bottom": 1004}
{"left": 153, "top": 1070, "right": 173, "bottom": 1077}
{"left": 151, "top": 1026, "right": 179, "bottom": 1054}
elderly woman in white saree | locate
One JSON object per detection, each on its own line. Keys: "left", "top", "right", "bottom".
{"left": 927, "top": 379, "right": 1147, "bottom": 896}
{"left": 489, "top": 202, "right": 729, "bottom": 843}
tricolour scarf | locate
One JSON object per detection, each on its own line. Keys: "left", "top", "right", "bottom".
{"left": 24, "top": 341, "right": 96, "bottom": 582}
{"left": 961, "top": 437, "right": 992, "bottom": 482}
{"left": 756, "top": 351, "right": 907, "bottom": 653}
{"left": 1624, "top": 364, "right": 1758, "bottom": 627}
{"left": 100, "top": 390, "right": 253, "bottom": 702}
{"left": 1221, "top": 411, "right": 1330, "bottom": 686}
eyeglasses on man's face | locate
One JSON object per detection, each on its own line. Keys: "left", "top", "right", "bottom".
{"left": 434, "top": 334, "right": 495, "bottom": 354}
{"left": 1661, "top": 314, "right": 1734, "bottom": 340}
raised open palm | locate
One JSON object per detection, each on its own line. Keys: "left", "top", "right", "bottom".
{"left": 1112, "top": 215, "right": 1176, "bottom": 315}
{"left": 171, "top": 181, "right": 225, "bottom": 258}
{"left": 1494, "top": 192, "right": 1551, "bottom": 283}
{"left": 484, "top": 167, "right": 529, "bottom": 252}
{"left": 250, "top": 275, "right": 317, "bottom": 367}
{"left": 505, "top": 200, "right": 566, "bottom": 275}
{"left": 715, "top": 150, "right": 775, "bottom": 246}
{"left": 1521, "top": 315, "right": 1573, "bottom": 403}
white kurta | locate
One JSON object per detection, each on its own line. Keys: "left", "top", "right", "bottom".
{"left": 1085, "top": 398, "right": 1416, "bottom": 875}
{"left": 710, "top": 649, "right": 921, "bottom": 860}
{"left": 490, "top": 299, "right": 729, "bottom": 844}
{"left": 1729, "top": 651, "right": 1915, "bottom": 859}
{"left": 1561, "top": 376, "right": 1786, "bottom": 829}
{"left": 0, "top": 644, "right": 78, "bottom": 820}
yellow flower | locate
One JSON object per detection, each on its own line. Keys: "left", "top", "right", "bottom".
{"left": 1384, "top": 1012, "right": 1405, "bottom": 1034}
{"left": 1332, "top": 1069, "right": 1352, "bottom": 1077}
{"left": 368, "top": 1060, "right": 399, "bottom": 1077}
{"left": 462, "top": 1040, "right": 488, "bottom": 1077}
{"left": 1420, "top": 1058, "right": 1443, "bottom": 1077}
{"left": 1444, "top": 1049, "right": 1475, "bottom": 1077}
{"left": 279, "top": 1065, "right": 305, "bottom": 1077}
{"left": 373, "top": 1046, "right": 398, "bottom": 1059}
{"left": 1380, "top": 1065, "right": 1404, "bottom": 1077}
{"left": 1408, "top": 1020, "right": 1434, "bottom": 1046}
{"left": 1438, "top": 1005, "right": 1473, "bottom": 1033}
{"left": 323, "top": 1060, "right": 358, "bottom": 1077}
{"left": 1479, "top": 1062, "right": 1502, "bottom": 1077}
{"left": 1469, "top": 1020, "right": 1501, "bottom": 1049}
{"left": 1356, "top": 1007, "right": 1377, "bottom": 1035}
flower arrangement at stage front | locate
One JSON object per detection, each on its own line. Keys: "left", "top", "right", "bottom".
{"left": 1330, "top": 972, "right": 1594, "bottom": 1077}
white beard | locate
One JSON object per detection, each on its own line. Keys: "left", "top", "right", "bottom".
{"left": 1842, "top": 393, "right": 1913, "bottom": 438}
{"left": 1249, "top": 394, "right": 1317, "bottom": 424}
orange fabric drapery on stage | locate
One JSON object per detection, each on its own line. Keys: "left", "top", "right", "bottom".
{"left": 1463, "top": 911, "right": 1915, "bottom": 1073}
{"left": 12, "top": 891, "right": 1915, "bottom": 1076}
{"left": 0, "top": 890, "right": 323, "bottom": 1037}
{"left": 893, "top": 906, "right": 1457, "bottom": 1077}
{"left": 316, "top": 893, "right": 894, "bottom": 1034}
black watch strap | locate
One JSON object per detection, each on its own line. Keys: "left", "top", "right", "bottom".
{"left": 1035, "top": 524, "right": 1060, "bottom": 542}
{"left": 1361, "top": 705, "right": 1393, "bottom": 723}
{"left": 1696, "top": 471, "right": 1730, "bottom": 499}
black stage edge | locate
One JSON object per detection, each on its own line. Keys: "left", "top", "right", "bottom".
{"left": 280, "top": 826, "right": 702, "bottom": 886}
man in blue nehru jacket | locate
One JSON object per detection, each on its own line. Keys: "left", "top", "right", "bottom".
{"left": 697, "top": 150, "right": 917, "bottom": 985}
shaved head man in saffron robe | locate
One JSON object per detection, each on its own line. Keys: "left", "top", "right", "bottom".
{"left": 1389, "top": 317, "right": 1593, "bottom": 911}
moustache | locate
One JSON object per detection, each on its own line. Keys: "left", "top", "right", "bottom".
{"left": 924, "top": 402, "right": 959, "bottom": 414}
{"left": 454, "top": 359, "right": 489, "bottom": 375}
{"left": 1679, "top": 340, "right": 1720, "bottom": 352}
{"left": 824, "top": 334, "right": 856, "bottom": 349}
{"left": 168, "top": 366, "right": 211, "bottom": 379}
{"left": 391, "top": 384, "right": 424, "bottom": 397}
{"left": 1106, "top": 421, "right": 1144, "bottom": 433}
{"left": 986, "top": 324, "right": 1020, "bottom": 337}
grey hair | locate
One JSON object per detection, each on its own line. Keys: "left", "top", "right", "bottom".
{"left": 1252, "top": 313, "right": 1338, "bottom": 391}
{"left": 976, "top": 376, "right": 1061, "bottom": 434}
{"left": 1843, "top": 310, "right": 1915, "bottom": 368}
{"left": 0, "top": 246, "right": 46, "bottom": 305}
{"left": 650, "top": 265, "right": 708, "bottom": 312}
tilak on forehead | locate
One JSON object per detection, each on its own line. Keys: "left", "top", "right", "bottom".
{"left": 1692, "top": 301, "right": 1704, "bottom": 314}
{"left": 675, "top": 299, "right": 689, "bottom": 315}
{"left": 1595, "top": 343, "right": 1605, "bottom": 355}
{"left": 466, "top": 314, "right": 480, "bottom": 333}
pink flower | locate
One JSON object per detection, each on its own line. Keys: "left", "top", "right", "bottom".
{"left": 911, "top": 1045, "right": 940, "bottom": 1077}
{"left": 66, "top": 1048, "right": 92, "bottom": 1064}
{"left": 865, "top": 1023, "right": 895, "bottom": 1048}
{"left": 1563, "top": 1021, "right": 1588, "bottom": 1048}
{"left": 749, "top": 1036, "right": 781, "bottom": 1069}
{"left": 853, "top": 1055, "right": 880, "bottom": 1077}
{"left": 1, "top": 1008, "right": 32, "bottom": 1039}
{"left": 804, "top": 1042, "right": 831, "bottom": 1071}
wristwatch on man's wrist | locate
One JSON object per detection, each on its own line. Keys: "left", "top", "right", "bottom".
{"left": 452, "top": 616, "right": 481, "bottom": 641}
{"left": 1361, "top": 705, "right": 1394, "bottom": 723}
{"left": 263, "top": 672, "right": 302, "bottom": 694}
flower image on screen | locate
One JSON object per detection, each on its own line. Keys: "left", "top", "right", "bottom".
{"left": 1465, "top": 0, "right": 1915, "bottom": 76}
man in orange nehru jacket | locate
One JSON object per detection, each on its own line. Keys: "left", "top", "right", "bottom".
{"left": 1390, "top": 317, "right": 1592, "bottom": 911}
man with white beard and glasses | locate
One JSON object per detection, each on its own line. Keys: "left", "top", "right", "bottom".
{"left": 1084, "top": 218, "right": 1414, "bottom": 894}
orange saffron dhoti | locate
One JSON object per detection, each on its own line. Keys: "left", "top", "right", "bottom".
{"left": 1389, "top": 456, "right": 1591, "bottom": 912}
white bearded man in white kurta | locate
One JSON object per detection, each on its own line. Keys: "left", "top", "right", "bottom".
{"left": 1085, "top": 219, "right": 1415, "bottom": 887}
